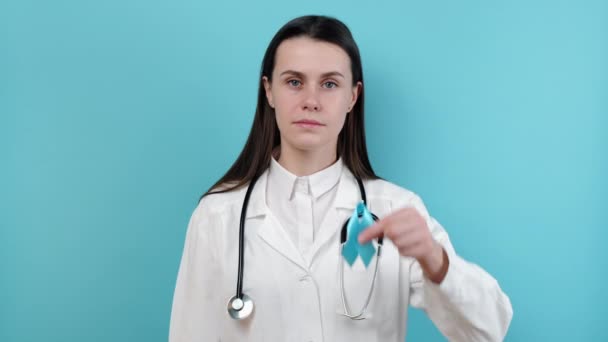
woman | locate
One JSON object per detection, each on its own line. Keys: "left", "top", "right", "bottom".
{"left": 169, "top": 15, "right": 512, "bottom": 341}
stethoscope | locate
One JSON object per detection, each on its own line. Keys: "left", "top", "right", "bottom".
{"left": 227, "top": 172, "right": 383, "bottom": 321}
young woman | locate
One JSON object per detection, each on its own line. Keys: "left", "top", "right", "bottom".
{"left": 169, "top": 15, "right": 512, "bottom": 342}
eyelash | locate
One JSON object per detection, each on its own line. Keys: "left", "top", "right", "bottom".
{"left": 286, "top": 79, "right": 338, "bottom": 89}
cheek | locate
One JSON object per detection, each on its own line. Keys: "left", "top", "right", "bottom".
{"left": 332, "top": 113, "right": 349, "bottom": 134}
{"left": 272, "top": 91, "right": 292, "bottom": 128}
{"left": 324, "top": 90, "right": 352, "bottom": 110}
{"left": 273, "top": 107, "right": 295, "bottom": 136}
{"left": 273, "top": 91, "right": 298, "bottom": 118}
{"left": 273, "top": 109, "right": 287, "bottom": 134}
{"left": 273, "top": 87, "right": 298, "bottom": 106}
{"left": 324, "top": 94, "right": 350, "bottom": 123}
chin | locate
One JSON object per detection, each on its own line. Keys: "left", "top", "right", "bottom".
{"left": 287, "top": 138, "right": 330, "bottom": 152}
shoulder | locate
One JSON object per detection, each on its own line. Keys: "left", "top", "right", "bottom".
{"left": 362, "top": 177, "right": 428, "bottom": 213}
{"left": 184, "top": 183, "right": 249, "bottom": 239}
{"left": 195, "top": 183, "right": 248, "bottom": 216}
{"left": 363, "top": 177, "right": 418, "bottom": 202}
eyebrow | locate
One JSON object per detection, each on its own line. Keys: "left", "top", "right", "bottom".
{"left": 279, "top": 70, "right": 345, "bottom": 79}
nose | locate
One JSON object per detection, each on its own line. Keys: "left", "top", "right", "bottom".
{"left": 302, "top": 85, "right": 321, "bottom": 112}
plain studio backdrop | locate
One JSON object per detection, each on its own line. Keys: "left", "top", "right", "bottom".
{"left": 1, "top": 0, "right": 607, "bottom": 341}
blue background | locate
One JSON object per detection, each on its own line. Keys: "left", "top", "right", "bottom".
{"left": 1, "top": 0, "right": 607, "bottom": 341}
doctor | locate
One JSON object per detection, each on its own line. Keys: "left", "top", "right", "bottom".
{"left": 169, "top": 15, "right": 513, "bottom": 342}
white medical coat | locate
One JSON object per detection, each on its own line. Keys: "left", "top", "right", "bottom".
{"left": 169, "top": 167, "right": 513, "bottom": 341}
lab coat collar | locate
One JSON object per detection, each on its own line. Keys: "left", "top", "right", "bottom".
{"left": 247, "top": 164, "right": 362, "bottom": 270}
{"left": 244, "top": 169, "right": 306, "bottom": 269}
{"left": 242, "top": 170, "right": 269, "bottom": 219}
{"left": 333, "top": 166, "right": 360, "bottom": 210}
{"left": 244, "top": 162, "right": 360, "bottom": 219}
{"left": 268, "top": 156, "right": 344, "bottom": 200}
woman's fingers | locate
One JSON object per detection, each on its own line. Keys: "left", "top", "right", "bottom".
{"left": 358, "top": 207, "right": 433, "bottom": 259}
{"left": 358, "top": 220, "right": 385, "bottom": 244}
{"left": 358, "top": 207, "right": 414, "bottom": 243}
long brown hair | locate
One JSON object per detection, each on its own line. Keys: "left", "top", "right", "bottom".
{"left": 202, "top": 15, "right": 379, "bottom": 198}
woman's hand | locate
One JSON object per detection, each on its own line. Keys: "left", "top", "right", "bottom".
{"left": 358, "top": 207, "right": 449, "bottom": 284}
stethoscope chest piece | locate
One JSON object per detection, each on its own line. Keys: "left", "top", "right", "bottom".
{"left": 227, "top": 294, "right": 254, "bottom": 320}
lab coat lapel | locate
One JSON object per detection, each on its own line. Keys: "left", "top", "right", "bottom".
{"left": 251, "top": 171, "right": 309, "bottom": 272}
{"left": 257, "top": 214, "right": 309, "bottom": 271}
{"left": 304, "top": 168, "right": 361, "bottom": 265}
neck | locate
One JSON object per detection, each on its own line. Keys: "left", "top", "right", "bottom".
{"left": 277, "top": 143, "right": 337, "bottom": 177}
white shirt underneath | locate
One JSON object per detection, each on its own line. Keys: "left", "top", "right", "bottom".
{"left": 265, "top": 156, "right": 343, "bottom": 258}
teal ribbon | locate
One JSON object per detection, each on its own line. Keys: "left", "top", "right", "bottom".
{"left": 341, "top": 202, "right": 376, "bottom": 268}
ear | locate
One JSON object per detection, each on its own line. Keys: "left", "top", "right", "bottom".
{"left": 348, "top": 81, "right": 362, "bottom": 112}
{"left": 262, "top": 76, "right": 274, "bottom": 108}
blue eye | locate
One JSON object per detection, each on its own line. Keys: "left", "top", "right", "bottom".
{"left": 288, "top": 79, "right": 301, "bottom": 87}
{"left": 323, "top": 81, "right": 338, "bottom": 88}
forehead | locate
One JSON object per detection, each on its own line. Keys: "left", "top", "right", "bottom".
{"left": 273, "top": 37, "right": 351, "bottom": 78}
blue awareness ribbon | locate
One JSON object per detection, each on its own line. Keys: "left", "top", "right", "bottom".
{"left": 341, "top": 202, "right": 376, "bottom": 268}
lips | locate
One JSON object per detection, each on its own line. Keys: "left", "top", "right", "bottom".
{"left": 294, "top": 119, "right": 324, "bottom": 126}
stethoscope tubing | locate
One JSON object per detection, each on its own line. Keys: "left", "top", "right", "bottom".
{"left": 229, "top": 172, "right": 383, "bottom": 320}
{"left": 236, "top": 173, "right": 261, "bottom": 302}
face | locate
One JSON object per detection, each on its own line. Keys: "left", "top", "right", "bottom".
{"left": 263, "top": 36, "right": 361, "bottom": 156}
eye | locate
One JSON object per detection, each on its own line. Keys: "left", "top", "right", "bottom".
{"left": 323, "top": 81, "right": 338, "bottom": 89}
{"left": 287, "top": 79, "right": 301, "bottom": 87}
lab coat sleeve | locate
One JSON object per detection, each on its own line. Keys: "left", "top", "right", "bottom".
{"left": 406, "top": 194, "right": 513, "bottom": 342}
{"left": 169, "top": 199, "right": 223, "bottom": 342}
